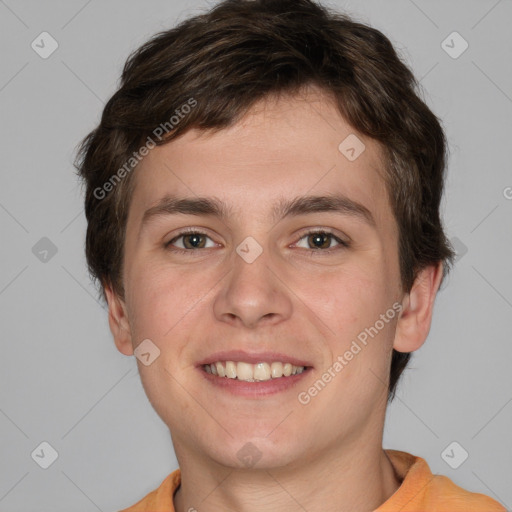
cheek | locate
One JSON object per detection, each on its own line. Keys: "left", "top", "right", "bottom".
{"left": 298, "top": 264, "right": 398, "bottom": 386}
{"left": 126, "top": 263, "right": 201, "bottom": 414}
{"left": 127, "top": 259, "right": 204, "bottom": 339}
{"left": 301, "top": 265, "right": 390, "bottom": 331}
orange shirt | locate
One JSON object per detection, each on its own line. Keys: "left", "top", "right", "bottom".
{"left": 119, "top": 449, "right": 506, "bottom": 511}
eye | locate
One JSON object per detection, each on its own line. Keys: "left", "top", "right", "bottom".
{"left": 164, "top": 228, "right": 350, "bottom": 255}
{"left": 294, "top": 229, "right": 349, "bottom": 254}
{"left": 165, "top": 229, "right": 217, "bottom": 253}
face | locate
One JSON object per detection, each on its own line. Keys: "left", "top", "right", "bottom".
{"left": 107, "top": 87, "right": 428, "bottom": 471}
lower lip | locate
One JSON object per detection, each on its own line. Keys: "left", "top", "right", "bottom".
{"left": 198, "top": 366, "right": 312, "bottom": 397}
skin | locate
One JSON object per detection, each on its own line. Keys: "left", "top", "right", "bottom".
{"left": 106, "top": 86, "right": 443, "bottom": 512}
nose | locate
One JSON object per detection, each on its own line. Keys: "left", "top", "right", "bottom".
{"left": 213, "top": 241, "right": 293, "bottom": 329}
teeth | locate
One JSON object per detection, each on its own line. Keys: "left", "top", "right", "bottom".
{"left": 236, "top": 362, "right": 253, "bottom": 381}
{"left": 225, "top": 360, "right": 237, "bottom": 378}
{"left": 270, "top": 362, "right": 283, "bottom": 378}
{"left": 215, "top": 362, "right": 225, "bottom": 377}
{"left": 253, "top": 362, "right": 271, "bottom": 381}
{"left": 203, "top": 361, "right": 306, "bottom": 382}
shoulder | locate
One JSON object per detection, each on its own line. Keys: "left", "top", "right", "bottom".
{"left": 379, "top": 450, "right": 506, "bottom": 512}
{"left": 423, "top": 473, "right": 506, "bottom": 511}
{"left": 118, "top": 469, "right": 181, "bottom": 511}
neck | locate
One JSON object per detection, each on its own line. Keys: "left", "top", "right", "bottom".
{"left": 173, "top": 438, "right": 402, "bottom": 512}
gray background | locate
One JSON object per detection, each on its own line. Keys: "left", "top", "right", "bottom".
{"left": 0, "top": 0, "right": 511, "bottom": 510}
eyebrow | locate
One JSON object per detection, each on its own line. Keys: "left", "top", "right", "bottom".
{"left": 140, "top": 193, "right": 376, "bottom": 232}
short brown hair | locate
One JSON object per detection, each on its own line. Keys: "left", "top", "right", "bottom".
{"left": 75, "top": 0, "right": 455, "bottom": 402}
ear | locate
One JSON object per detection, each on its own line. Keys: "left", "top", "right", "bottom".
{"left": 104, "top": 283, "right": 134, "bottom": 356}
{"left": 393, "top": 262, "right": 444, "bottom": 353}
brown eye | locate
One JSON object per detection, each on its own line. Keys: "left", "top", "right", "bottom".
{"left": 181, "top": 233, "right": 207, "bottom": 249}
{"left": 166, "top": 231, "right": 215, "bottom": 252}
{"left": 295, "top": 230, "right": 349, "bottom": 253}
{"left": 307, "top": 232, "right": 332, "bottom": 249}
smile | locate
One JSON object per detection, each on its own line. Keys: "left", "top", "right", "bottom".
{"left": 203, "top": 361, "right": 307, "bottom": 382}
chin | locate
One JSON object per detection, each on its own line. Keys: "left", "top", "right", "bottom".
{"left": 204, "top": 434, "right": 301, "bottom": 470}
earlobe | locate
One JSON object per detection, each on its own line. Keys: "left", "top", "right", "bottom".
{"left": 393, "top": 262, "right": 444, "bottom": 353}
{"left": 104, "top": 283, "right": 134, "bottom": 356}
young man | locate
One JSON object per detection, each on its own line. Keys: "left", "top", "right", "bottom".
{"left": 76, "top": 0, "right": 505, "bottom": 510}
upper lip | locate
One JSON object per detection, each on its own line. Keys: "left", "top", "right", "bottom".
{"left": 197, "top": 350, "right": 312, "bottom": 368}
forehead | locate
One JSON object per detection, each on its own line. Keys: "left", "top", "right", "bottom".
{"left": 128, "top": 88, "right": 391, "bottom": 229}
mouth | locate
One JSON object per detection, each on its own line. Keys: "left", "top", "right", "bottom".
{"left": 197, "top": 351, "right": 313, "bottom": 396}
{"left": 203, "top": 360, "right": 310, "bottom": 382}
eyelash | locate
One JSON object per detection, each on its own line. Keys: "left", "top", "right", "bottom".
{"left": 164, "top": 228, "right": 350, "bottom": 256}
